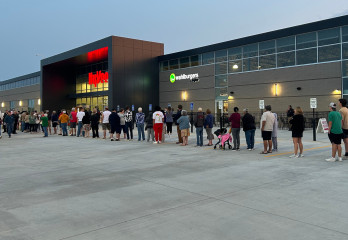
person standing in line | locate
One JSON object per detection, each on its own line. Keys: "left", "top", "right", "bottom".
{"left": 58, "top": 110, "right": 69, "bottom": 136}
{"left": 136, "top": 107, "right": 145, "bottom": 141}
{"left": 173, "top": 105, "right": 183, "bottom": 144}
{"left": 109, "top": 108, "right": 121, "bottom": 141}
{"left": 272, "top": 112, "right": 278, "bottom": 152}
{"left": 20, "top": 111, "right": 26, "bottom": 132}
{"left": 118, "top": 109, "right": 127, "bottom": 139}
{"left": 46, "top": 110, "right": 52, "bottom": 135}
{"left": 242, "top": 108, "right": 256, "bottom": 151}
{"left": 41, "top": 113, "right": 49, "bottom": 137}
{"left": 229, "top": 107, "right": 241, "bottom": 151}
{"left": 101, "top": 107, "right": 111, "bottom": 139}
{"left": 289, "top": 107, "right": 305, "bottom": 158}
{"left": 177, "top": 110, "right": 190, "bottom": 146}
{"left": 76, "top": 108, "right": 85, "bottom": 137}
{"left": 29, "top": 112, "right": 36, "bottom": 134}
{"left": 0, "top": 112, "right": 2, "bottom": 139}
{"left": 90, "top": 109, "right": 100, "bottom": 139}
{"left": 4, "top": 111, "right": 14, "bottom": 138}
{"left": 204, "top": 109, "right": 214, "bottom": 146}
{"left": 124, "top": 106, "right": 133, "bottom": 141}
{"left": 2, "top": 111, "right": 8, "bottom": 133}
{"left": 51, "top": 111, "right": 58, "bottom": 134}
{"left": 287, "top": 105, "right": 295, "bottom": 131}
{"left": 145, "top": 111, "right": 154, "bottom": 142}
{"left": 260, "top": 105, "right": 275, "bottom": 154}
{"left": 12, "top": 111, "right": 19, "bottom": 134}
{"left": 152, "top": 106, "right": 164, "bottom": 144}
{"left": 326, "top": 103, "right": 343, "bottom": 162}
{"left": 24, "top": 112, "right": 30, "bottom": 132}
{"left": 166, "top": 106, "right": 173, "bottom": 138}
{"left": 82, "top": 109, "right": 91, "bottom": 138}
{"left": 338, "top": 98, "right": 348, "bottom": 159}
{"left": 161, "top": 108, "right": 166, "bottom": 143}
{"left": 194, "top": 107, "right": 205, "bottom": 147}
{"left": 69, "top": 108, "right": 77, "bottom": 136}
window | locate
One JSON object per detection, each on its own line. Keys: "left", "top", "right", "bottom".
{"left": 215, "top": 50, "right": 227, "bottom": 63}
{"left": 296, "top": 32, "right": 317, "bottom": 49}
{"left": 343, "top": 60, "right": 348, "bottom": 77}
{"left": 10, "top": 101, "right": 16, "bottom": 109}
{"left": 228, "top": 47, "right": 242, "bottom": 60}
{"left": 259, "top": 54, "right": 276, "bottom": 69}
{"left": 277, "top": 36, "right": 295, "bottom": 53}
{"left": 160, "top": 61, "right": 169, "bottom": 71}
{"left": 202, "top": 52, "right": 214, "bottom": 65}
{"left": 259, "top": 40, "right": 275, "bottom": 55}
{"left": 215, "top": 87, "right": 228, "bottom": 100}
{"left": 277, "top": 51, "right": 295, "bottom": 67}
{"left": 318, "top": 44, "right": 341, "bottom": 62}
{"left": 243, "top": 44, "right": 258, "bottom": 58}
{"left": 215, "top": 62, "right": 228, "bottom": 75}
{"left": 180, "top": 57, "right": 190, "bottom": 68}
{"left": 215, "top": 75, "right": 228, "bottom": 88}
{"left": 190, "top": 55, "right": 201, "bottom": 66}
{"left": 343, "top": 26, "right": 348, "bottom": 42}
{"left": 318, "top": 28, "right": 340, "bottom": 46}
{"left": 169, "top": 59, "right": 179, "bottom": 70}
{"left": 228, "top": 60, "right": 242, "bottom": 73}
{"left": 296, "top": 48, "right": 317, "bottom": 65}
{"left": 243, "top": 57, "right": 258, "bottom": 71}
{"left": 343, "top": 43, "right": 348, "bottom": 59}
{"left": 343, "top": 78, "right": 348, "bottom": 95}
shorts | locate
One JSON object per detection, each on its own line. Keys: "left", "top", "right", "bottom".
{"left": 52, "top": 122, "right": 58, "bottom": 128}
{"left": 328, "top": 132, "right": 343, "bottom": 145}
{"left": 343, "top": 129, "right": 348, "bottom": 139}
{"left": 83, "top": 124, "right": 90, "bottom": 131}
{"left": 70, "top": 122, "right": 77, "bottom": 128}
{"left": 205, "top": 128, "right": 214, "bottom": 140}
{"left": 102, "top": 123, "right": 110, "bottom": 130}
{"left": 181, "top": 128, "right": 190, "bottom": 137}
{"left": 292, "top": 131, "right": 303, "bottom": 138}
{"left": 262, "top": 131, "right": 272, "bottom": 141}
{"left": 121, "top": 125, "right": 127, "bottom": 133}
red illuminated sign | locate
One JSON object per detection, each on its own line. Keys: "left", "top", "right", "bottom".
{"left": 87, "top": 47, "right": 108, "bottom": 63}
{"left": 88, "top": 71, "right": 109, "bottom": 87}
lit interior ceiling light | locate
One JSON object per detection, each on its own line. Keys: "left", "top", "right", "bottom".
{"left": 233, "top": 64, "right": 238, "bottom": 69}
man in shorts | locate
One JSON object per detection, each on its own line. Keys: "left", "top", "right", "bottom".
{"left": 338, "top": 98, "right": 348, "bottom": 159}
{"left": 76, "top": 108, "right": 85, "bottom": 137}
{"left": 101, "top": 107, "right": 111, "bottom": 139}
{"left": 69, "top": 108, "right": 77, "bottom": 136}
{"left": 260, "top": 105, "right": 275, "bottom": 154}
{"left": 326, "top": 102, "right": 343, "bottom": 162}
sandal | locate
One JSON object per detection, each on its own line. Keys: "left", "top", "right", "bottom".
{"left": 267, "top": 151, "right": 272, "bottom": 153}
{"left": 260, "top": 151, "right": 268, "bottom": 154}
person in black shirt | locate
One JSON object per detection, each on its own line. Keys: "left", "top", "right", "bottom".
{"left": 242, "top": 108, "right": 256, "bottom": 150}
{"left": 287, "top": 105, "right": 295, "bottom": 131}
{"left": 90, "top": 108, "right": 100, "bottom": 138}
{"left": 289, "top": 107, "right": 305, "bottom": 158}
{"left": 173, "top": 104, "right": 183, "bottom": 144}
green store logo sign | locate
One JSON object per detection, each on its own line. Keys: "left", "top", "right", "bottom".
{"left": 170, "top": 73, "right": 176, "bottom": 83}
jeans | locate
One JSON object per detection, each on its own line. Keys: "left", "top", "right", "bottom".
{"left": 7, "top": 124, "right": 13, "bottom": 137}
{"left": 92, "top": 124, "right": 99, "bottom": 138}
{"left": 196, "top": 127, "right": 203, "bottom": 146}
{"left": 272, "top": 137, "right": 278, "bottom": 150}
{"left": 245, "top": 129, "right": 255, "bottom": 149}
{"left": 147, "top": 128, "right": 154, "bottom": 142}
{"left": 77, "top": 121, "right": 84, "bottom": 137}
{"left": 21, "top": 121, "right": 25, "bottom": 132}
{"left": 43, "top": 126, "right": 48, "bottom": 137}
{"left": 231, "top": 128, "right": 240, "bottom": 149}
{"left": 137, "top": 123, "right": 145, "bottom": 141}
{"left": 125, "top": 122, "right": 133, "bottom": 139}
{"left": 61, "top": 123, "right": 68, "bottom": 136}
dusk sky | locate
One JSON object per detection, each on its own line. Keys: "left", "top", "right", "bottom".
{"left": 1, "top": 0, "right": 348, "bottom": 81}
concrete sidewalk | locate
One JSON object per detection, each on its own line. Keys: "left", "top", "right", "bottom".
{"left": 0, "top": 129, "right": 347, "bottom": 240}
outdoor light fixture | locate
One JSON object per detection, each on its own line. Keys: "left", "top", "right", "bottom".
{"left": 1, "top": 102, "right": 4, "bottom": 108}
{"left": 232, "top": 64, "right": 238, "bottom": 69}
{"left": 274, "top": 83, "right": 278, "bottom": 96}
{"left": 228, "top": 96, "right": 234, "bottom": 100}
{"left": 38, "top": 99, "right": 41, "bottom": 105}
{"left": 19, "top": 100, "right": 22, "bottom": 106}
{"left": 333, "top": 89, "right": 341, "bottom": 94}
{"left": 297, "top": 87, "right": 302, "bottom": 91}
{"left": 182, "top": 91, "right": 187, "bottom": 101}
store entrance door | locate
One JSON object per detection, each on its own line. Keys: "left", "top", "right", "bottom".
{"left": 76, "top": 96, "right": 108, "bottom": 111}
{"left": 215, "top": 100, "right": 229, "bottom": 128}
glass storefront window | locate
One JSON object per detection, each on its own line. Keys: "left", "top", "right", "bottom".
{"left": 343, "top": 26, "right": 348, "bottom": 42}
{"left": 318, "top": 44, "right": 341, "bottom": 62}
{"left": 215, "top": 50, "right": 227, "bottom": 63}
{"left": 318, "top": 27, "right": 340, "bottom": 46}
{"left": 202, "top": 52, "right": 214, "bottom": 65}
{"left": 180, "top": 57, "right": 190, "bottom": 68}
{"left": 259, "top": 54, "right": 276, "bottom": 69}
{"left": 343, "top": 60, "right": 348, "bottom": 77}
{"left": 215, "top": 87, "right": 228, "bottom": 100}
{"left": 243, "top": 57, "right": 258, "bottom": 71}
{"left": 296, "top": 32, "right": 317, "bottom": 49}
{"left": 259, "top": 40, "right": 275, "bottom": 55}
{"left": 215, "top": 62, "right": 228, "bottom": 75}
{"left": 228, "top": 47, "right": 242, "bottom": 60}
{"left": 277, "top": 36, "right": 295, "bottom": 53}
{"left": 228, "top": 60, "right": 242, "bottom": 73}
{"left": 169, "top": 59, "right": 179, "bottom": 70}
{"left": 190, "top": 55, "right": 201, "bottom": 66}
{"left": 277, "top": 51, "right": 295, "bottom": 67}
{"left": 243, "top": 44, "right": 258, "bottom": 58}
{"left": 215, "top": 75, "right": 228, "bottom": 88}
{"left": 343, "top": 78, "right": 348, "bottom": 94}
{"left": 343, "top": 43, "right": 348, "bottom": 60}
{"left": 296, "top": 48, "right": 317, "bottom": 65}
{"left": 160, "top": 61, "right": 169, "bottom": 71}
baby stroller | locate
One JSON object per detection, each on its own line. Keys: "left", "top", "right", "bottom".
{"left": 213, "top": 128, "right": 232, "bottom": 150}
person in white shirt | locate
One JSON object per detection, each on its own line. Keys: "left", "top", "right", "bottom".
{"left": 101, "top": 107, "right": 111, "bottom": 139}
{"left": 260, "top": 105, "right": 275, "bottom": 154}
{"left": 152, "top": 106, "right": 164, "bottom": 144}
{"left": 76, "top": 108, "right": 85, "bottom": 137}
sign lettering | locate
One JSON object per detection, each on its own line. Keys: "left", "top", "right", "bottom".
{"left": 88, "top": 71, "right": 109, "bottom": 87}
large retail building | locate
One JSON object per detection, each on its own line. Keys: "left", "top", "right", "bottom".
{"left": 1, "top": 15, "right": 348, "bottom": 116}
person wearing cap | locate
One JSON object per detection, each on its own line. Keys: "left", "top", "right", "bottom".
{"left": 326, "top": 102, "right": 343, "bottom": 162}
{"left": 289, "top": 107, "right": 305, "bottom": 158}
{"left": 58, "top": 110, "right": 69, "bottom": 136}
{"left": 41, "top": 113, "right": 49, "bottom": 137}
{"left": 260, "top": 105, "right": 275, "bottom": 154}
{"left": 242, "top": 108, "right": 256, "bottom": 150}
{"left": 69, "top": 108, "right": 77, "bottom": 136}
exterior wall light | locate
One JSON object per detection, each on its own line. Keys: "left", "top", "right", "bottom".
{"left": 228, "top": 96, "right": 234, "bottom": 100}
{"left": 232, "top": 64, "right": 238, "bottom": 69}
{"left": 1, "top": 102, "right": 4, "bottom": 108}
{"left": 19, "top": 100, "right": 23, "bottom": 106}
{"left": 182, "top": 91, "right": 187, "bottom": 101}
{"left": 38, "top": 99, "right": 41, "bottom": 105}
{"left": 333, "top": 89, "right": 341, "bottom": 94}
{"left": 274, "top": 83, "right": 278, "bottom": 96}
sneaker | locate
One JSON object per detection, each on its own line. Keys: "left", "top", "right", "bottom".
{"left": 325, "top": 157, "right": 336, "bottom": 162}
{"left": 289, "top": 154, "right": 298, "bottom": 158}
{"left": 338, "top": 157, "right": 343, "bottom": 162}
{"left": 158, "top": 141, "right": 162, "bottom": 144}
{"left": 299, "top": 154, "right": 304, "bottom": 158}
{"left": 153, "top": 141, "right": 157, "bottom": 144}
{"left": 232, "top": 148, "right": 237, "bottom": 151}
{"left": 111, "top": 139, "right": 114, "bottom": 141}
{"left": 248, "top": 148, "right": 252, "bottom": 151}
{"left": 236, "top": 148, "right": 240, "bottom": 151}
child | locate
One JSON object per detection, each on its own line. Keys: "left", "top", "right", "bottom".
{"left": 272, "top": 112, "right": 278, "bottom": 152}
